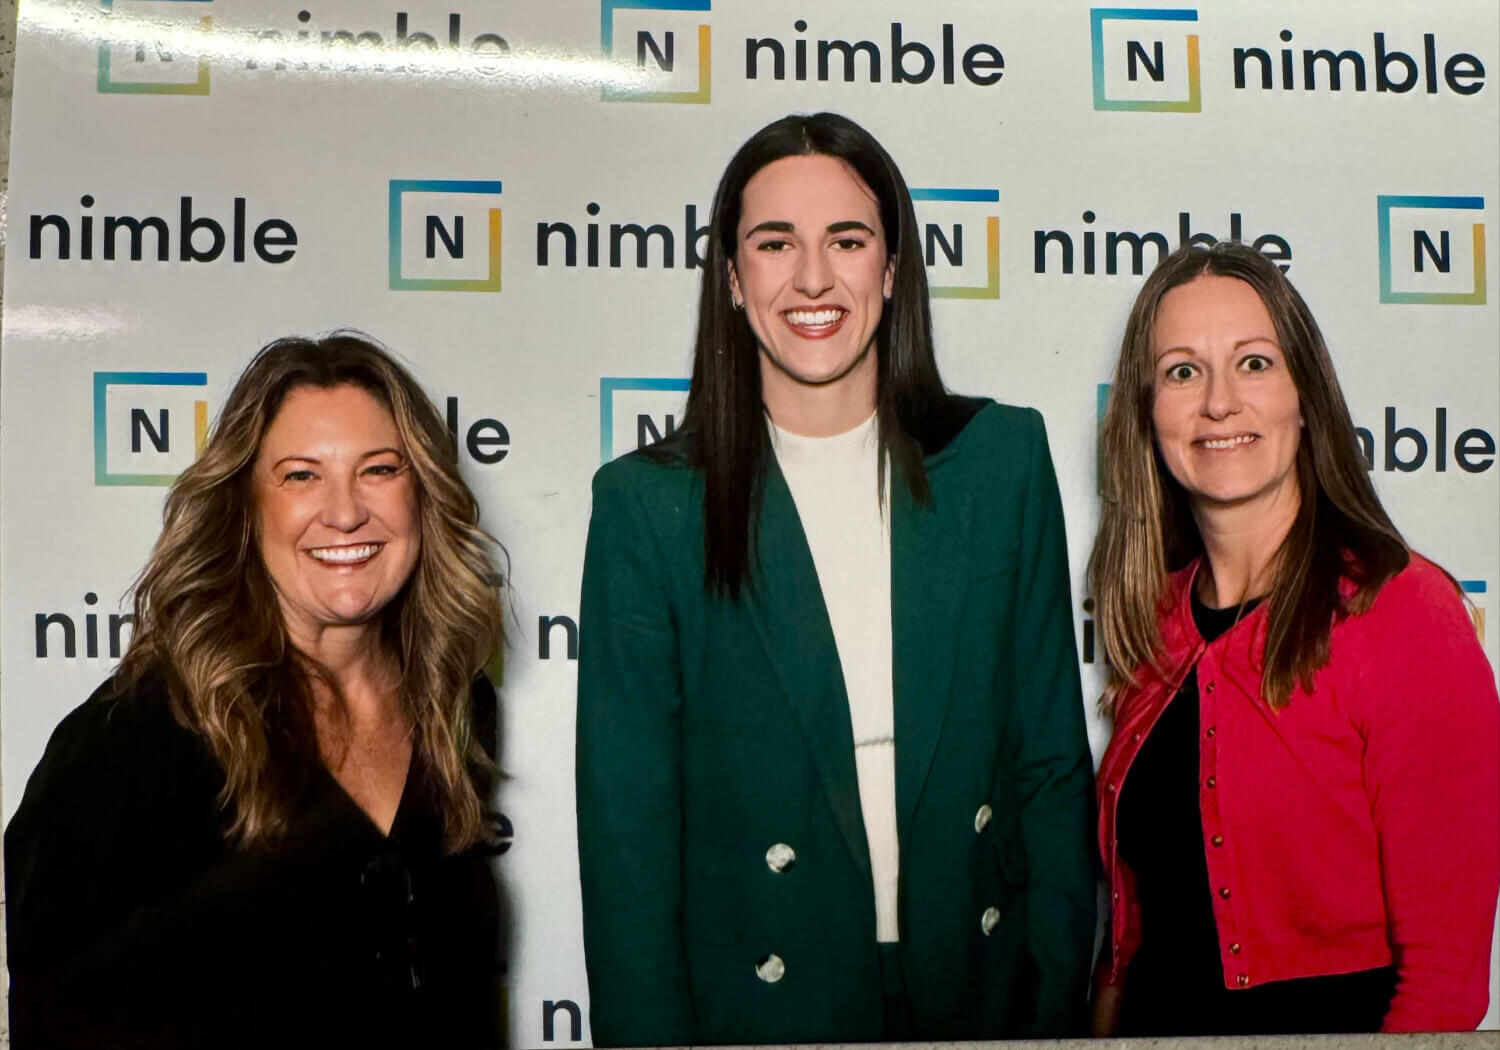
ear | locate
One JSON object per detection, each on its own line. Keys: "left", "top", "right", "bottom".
{"left": 883, "top": 255, "right": 895, "bottom": 300}
{"left": 727, "top": 260, "right": 743, "bottom": 309}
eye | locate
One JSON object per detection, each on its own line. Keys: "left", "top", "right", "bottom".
{"left": 1163, "top": 361, "right": 1197, "bottom": 383}
{"left": 282, "top": 469, "right": 315, "bottom": 483}
{"left": 1241, "top": 354, "right": 1273, "bottom": 373}
{"left": 831, "top": 236, "right": 866, "bottom": 251}
{"left": 363, "top": 461, "right": 404, "bottom": 478}
{"left": 755, "top": 238, "right": 791, "bottom": 253}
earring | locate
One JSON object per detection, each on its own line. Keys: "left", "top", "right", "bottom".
{"left": 732, "top": 298, "right": 744, "bottom": 311}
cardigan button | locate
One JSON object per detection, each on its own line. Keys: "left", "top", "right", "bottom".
{"left": 1236, "top": 974, "right": 1249, "bottom": 987}
{"left": 1106, "top": 782, "right": 1117, "bottom": 793}
{"left": 1206, "top": 682, "right": 1216, "bottom": 693}
{"left": 765, "top": 843, "right": 796, "bottom": 873}
{"left": 1211, "top": 834, "right": 1224, "bottom": 847}
{"left": 1206, "top": 776, "right": 1217, "bottom": 788}
{"left": 755, "top": 954, "right": 786, "bottom": 983}
{"left": 974, "top": 804, "right": 993, "bottom": 833}
{"left": 1206, "top": 726, "right": 1216, "bottom": 738}
{"left": 1219, "top": 887, "right": 1231, "bottom": 899}
{"left": 1230, "top": 942, "right": 1241, "bottom": 954}
{"left": 980, "top": 907, "right": 1002, "bottom": 936}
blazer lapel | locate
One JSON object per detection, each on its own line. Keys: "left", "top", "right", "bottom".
{"left": 744, "top": 458, "right": 872, "bottom": 879}
{"left": 890, "top": 467, "right": 972, "bottom": 845}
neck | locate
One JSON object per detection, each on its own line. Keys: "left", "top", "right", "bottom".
{"left": 284, "top": 619, "right": 398, "bottom": 709}
{"left": 761, "top": 358, "right": 877, "bottom": 437}
{"left": 1191, "top": 482, "right": 1301, "bottom": 608}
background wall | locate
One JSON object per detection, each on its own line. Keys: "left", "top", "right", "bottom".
{"left": 1, "top": 2, "right": 1496, "bottom": 1046}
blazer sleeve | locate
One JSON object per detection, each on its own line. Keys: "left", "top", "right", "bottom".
{"left": 1005, "top": 409, "right": 1098, "bottom": 1037}
{"left": 1356, "top": 568, "right": 1500, "bottom": 1032}
{"left": 575, "top": 462, "right": 695, "bottom": 1047}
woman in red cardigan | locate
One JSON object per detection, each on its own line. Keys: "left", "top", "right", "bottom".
{"left": 1088, "top": 241, "right": 1500, "bottom": 1036}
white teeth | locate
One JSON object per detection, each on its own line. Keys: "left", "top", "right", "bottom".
{"left": 308, "top": 544, "right": 382, "bottom": 563}
{"left": 785, "top": 309, "right": 843, "bottom": 326}
{"left": 1200, "top": 434, "right": 1257, "bottom": 450}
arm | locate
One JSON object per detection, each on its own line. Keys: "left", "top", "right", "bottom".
{"left": 1359, "top": 572, "right": 1500, "bottom": 1031}
{"left": 1006, "top": 410, "right": 1098, "bottom": 1037}
{"left": 3, "top": 694, "right": 371, "bottom": 1046}
{"left": 575, "top": 464, "right": 695, "bottom": 1047}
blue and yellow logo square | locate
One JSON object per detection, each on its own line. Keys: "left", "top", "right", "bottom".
{"left": 93, "top": 371, "right": 208, "bottom": 486}
{"left": 1377, "top": 195, "right": 1486, "bottom": 305}
{"left": 97, "top": 0, "right": 212, "bottom": 95}
{"left": 601, "top": 0, "right": 711, "bottom": 104}
{"left": 910, "top": 189, "right": 1000, "bottom": 300}
{"left": 388, "top": 180, "right": 503, "bottom": 293}
{"left": 1090, "top": 8, "right": 1200, "bottom": 112}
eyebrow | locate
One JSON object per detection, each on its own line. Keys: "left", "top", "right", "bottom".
{"left": 1155, "top": 336, "right": 1281, "bottom": 358}
{"left": 743, "top": 219, "right": 877, "bottom": 240}
{"left": 270, "top": 447, "right": 404, "bottom": 469}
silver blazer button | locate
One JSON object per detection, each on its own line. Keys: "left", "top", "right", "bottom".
{"left": 974, "top": 804, "right": 993, "bottom": 833}
{"left": 765, "top": 843, "right": 796, "bottom": 873}
{"left": 980, "top": 906, "right": 1002, "bottom": 936}
{"left": 755, "top": 953, "right": 786, "bottom": 983}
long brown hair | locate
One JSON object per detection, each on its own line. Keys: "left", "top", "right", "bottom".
{"left": 117, "top": 332, "right": 505, "bottom": 850}
{"left": 651, "top": 112, "right": 951, "bottom": 597}
{"left": 1089, "top": 242, "right": 1407, "bottom": 708}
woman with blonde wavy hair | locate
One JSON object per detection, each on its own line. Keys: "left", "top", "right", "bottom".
{"left": 1088, "top": 242, "right": 1498, "bottom": 1036}
{"left": 5, "top": 332, "right": 507, "bottom": 1048}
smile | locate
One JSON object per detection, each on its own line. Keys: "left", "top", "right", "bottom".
{"left": 782, "top": 307, "right": 847, "bottom": 338}
{"left": 307, "top": 543, "right": 383, "bottom": 564}
{"left": 1196, "top": 434, "right": 1258, "bottom": 451}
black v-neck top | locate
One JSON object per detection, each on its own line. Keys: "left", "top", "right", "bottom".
{"left": 4, "top": 671, "right": 504, "bottom": 1048}
{"left": 1115, "top": 591, "right": 1395, "bottom": 1036}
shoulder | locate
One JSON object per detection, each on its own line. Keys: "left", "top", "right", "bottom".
{"left": 1353, "top": 552, "right": 1469, "bottom": 633}
{"left": 10, "top": 670, "right": 217, "bottom": 829}
{"left": 929, "top": 397, "right": 1051, "bottom": 485}
{"left": 590, "top": 446, "right": 703, "bottom": 526}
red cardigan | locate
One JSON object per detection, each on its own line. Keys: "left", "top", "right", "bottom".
{"left": 1097, "top": 554, "right": 1500, "bottom": 1031}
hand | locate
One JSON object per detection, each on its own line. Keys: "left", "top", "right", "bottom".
{"left": 1090, "top": 983, "right": 1122, "bottom": 1037}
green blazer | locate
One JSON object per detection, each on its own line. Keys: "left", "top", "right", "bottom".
{"left": 576, "top": 399, "right": 1095, "bottom": 1046}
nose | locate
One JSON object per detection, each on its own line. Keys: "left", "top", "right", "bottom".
{"left": 321, "top": 473, "right": 370, "bottom": 533}
{"left": 793, "top": 246, "right": 834, "bottom": 299}
{"left": 1201, "top": 367, "right": 1241, "bottom": 421}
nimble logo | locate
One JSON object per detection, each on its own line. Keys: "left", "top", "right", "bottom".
{"left": 1090, "top": 8, "right": 1200, "bottom": 112}
{"left": 910, "top": 188, "right": 1000, "bottom": 300}
{"left": 98, "top": 0, "right": 212, "bottom": 95}
{"left": 1462, "top": 580, "right": 1486, "bottom": 639}
{"left": 389, "top": 180, "right": 502, "bottom": 292}
{"left": 1377, "top": 195, "right": 1486, "bottom": 305}
{"left": 601, "top": 0, "right": 710, "bottom": 104}
{"left": 600, "top": 377, "right": 689, "bottom": 462}
{"left": 94, "top": 371, "right": 208, "bottom": 486}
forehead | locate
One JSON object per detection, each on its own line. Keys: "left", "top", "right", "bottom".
{"left": 259, "top": 384, "right": 400, "bottom": 453}
{"left": 1153, "top": 274, "right": 1277, "bottom": 348}
{"left": 739, "top": 154, "right": 883, "bottom": 231}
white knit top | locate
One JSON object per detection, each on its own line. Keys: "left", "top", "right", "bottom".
{"left": 770, "top": 413, "right": 899, "bottom": 943}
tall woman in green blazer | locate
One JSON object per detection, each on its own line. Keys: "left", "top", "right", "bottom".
{"left": 576, "top": 112, "right": 1095, "bottom": 1046}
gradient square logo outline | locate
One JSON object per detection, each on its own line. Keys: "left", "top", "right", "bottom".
{"left": 1462, "top": 580, "right": 1486, "bottom": 638}
{"left": 1090, "top": 8, "right": 1200, "bottom": 112}
{"left": 98, "top": 0, "right": 213, "bottom": 96}
{"left": 601, "top": 0, "right": 711, "bottom": 104}
{"left": 910, "top": 188, "right": 1000, "bottom": 299}
{"left": 1377, "top": 195, "right": 1487, "bottom": 305}
{"left": 600, "top": 377, "right": 690, "bottom": 462}
{"left": 389, "top": 180, "right": 503, "bottom": 292}
{"left": 93, "top": 371, "right": 208, "bottom": 485}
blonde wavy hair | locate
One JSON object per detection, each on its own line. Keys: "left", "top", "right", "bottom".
{"left": 116, "top": 332, "right": 505, "bottom": 851}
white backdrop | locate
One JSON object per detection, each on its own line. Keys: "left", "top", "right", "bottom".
{"left": 3, "top": 1, "right": 1497, "bottom": 1044}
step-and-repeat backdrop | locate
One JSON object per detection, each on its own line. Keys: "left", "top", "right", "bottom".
{"left": 3, "top": 0, "right": 1497, "bottom": 1042}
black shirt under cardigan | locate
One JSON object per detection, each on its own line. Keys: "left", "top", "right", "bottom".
{"left": 4, "top": 671, "right": 504, "bottom": 1049}
{"left": 1116, "top": 593, "right": 1395, "bottom": 1036}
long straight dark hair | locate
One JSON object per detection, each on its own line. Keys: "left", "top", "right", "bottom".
{"left": 1089, "top": 242, "right": 1409, "bottom": 708}
{"left": 655, "top": 112, "right": 950, "bottom": 596}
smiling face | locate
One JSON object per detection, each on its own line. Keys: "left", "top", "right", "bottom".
{"left": 728, "top": 153, "right": 895, "bottom": 432}
{"left": 1151, "top": 274, "right": 1305, "bottom": 517}
{"left": 253, "top": 384, "right": 420, "bottom": 648}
